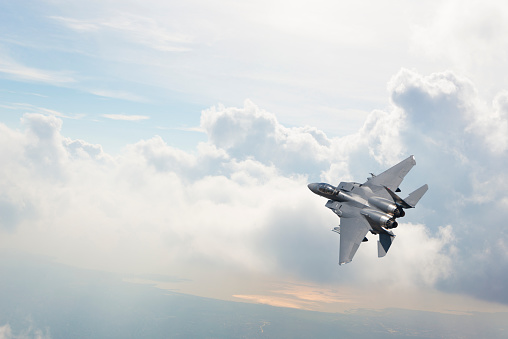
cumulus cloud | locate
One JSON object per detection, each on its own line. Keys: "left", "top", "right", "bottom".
{"left": 0, "top": 112, "right": 314, "bottom": 276}
{"left": 201, "top": 100, "right": 333, "bottom": 175}
{"left": 3, "top": 68, "right": 508, "bottom": 305}
{"left": 0, "top": 98, "right": 447, "bottom": 293}
{"left": 384, "top": 69, "right": 508, "bottom": 303}
{"left": 350, "top": 224, "right": 456, "bottom": 287}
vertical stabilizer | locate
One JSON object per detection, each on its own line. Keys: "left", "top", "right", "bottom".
{"left": 404, "top": 184, "right": 429, "bottom": 207}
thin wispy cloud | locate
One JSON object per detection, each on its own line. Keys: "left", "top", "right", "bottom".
{"left": 0, "top": 102, "right": 84, "bottom": 119}
{"left": 0, "top": 89, "right": 48, "bottom": 98}
{"left": 0, "top": 55, "right": 75, "bottom": 85}
{"left": 90, "top": 89, "right": 148, "bottom": 103}
{"left": 51, "top": 14, "right": 193, "bottom": 52}
{"left": 102, "top": 114, "right": 149, "bottom": 121}
{"left": 49, "top": 16, "right": 101, "bottom": 32}
{"left": 172, "top": 126, "right": 205, "bottom": 133}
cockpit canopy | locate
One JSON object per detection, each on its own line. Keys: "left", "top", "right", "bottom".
{"left": 318, "top": 183, "right": 336, "bottom": 195}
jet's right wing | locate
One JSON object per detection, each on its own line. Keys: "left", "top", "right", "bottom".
{"left": 364, "top": 155, "right": 416, "bottom": 198}
{"left": 338, "top": 216, "right": 371, "bottom": 265}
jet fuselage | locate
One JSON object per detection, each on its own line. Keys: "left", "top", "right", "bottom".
{"left": 307, "top": 182, "right": 399, "bottom": 231}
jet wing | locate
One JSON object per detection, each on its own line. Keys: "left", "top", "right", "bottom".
{"left": 364, "top": 155, "right": 416, "bottom": 193}
{"left": 338, "top": 216, "right": 371, "bottom": 265}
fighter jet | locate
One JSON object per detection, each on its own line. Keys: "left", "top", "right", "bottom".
{"left": 308, "top": 155, "right": 428, "bottom": 265}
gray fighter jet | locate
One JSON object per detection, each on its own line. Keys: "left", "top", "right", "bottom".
{"left": 308, "top": 155, "right": 428, "bottom": 265}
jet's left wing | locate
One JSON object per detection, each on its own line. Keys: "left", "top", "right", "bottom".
{"left": 338, "top": 216, "right": 371, "bottom": 265}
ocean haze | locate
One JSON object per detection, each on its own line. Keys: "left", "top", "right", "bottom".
{"left": 0, "top": 253, "right": 506, "bottom": 339}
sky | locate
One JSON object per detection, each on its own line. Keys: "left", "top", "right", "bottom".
{"left": 2, "top": 0, "right": 508, "bottom": 337}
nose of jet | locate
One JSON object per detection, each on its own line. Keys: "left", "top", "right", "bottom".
{"left": 307, "top": 183, "right": 318, "bottom": 193}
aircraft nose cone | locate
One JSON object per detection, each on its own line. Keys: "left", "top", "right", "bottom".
{"left": 307, "top": 183, "right": 318, "bottom": 193}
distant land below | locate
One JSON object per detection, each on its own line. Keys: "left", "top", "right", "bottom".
{"left": 0, "top": 253, "right": 506, "bottom": 339}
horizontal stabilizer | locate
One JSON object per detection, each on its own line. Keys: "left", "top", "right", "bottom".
{"left": 378, "top": 233, "right": 395, "bottom": 257}
{"left": 404, "top": 184, "right": 429, "bottom": 207}
{"left": 383, "top": 186, "right": 413, "bottom": 209}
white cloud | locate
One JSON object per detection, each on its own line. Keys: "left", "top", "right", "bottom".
{"left": 0, "top": 324, "right": 11, "bottom": 339}
{"left": 51, "top": 13, "right": 193, "bottom": 52}
{"left": 411, "top": 0, "right": 508, "bottom": 95}
{"left": 470, "top": 91, "right": 508, "bottom": 153}
{"left": 0, "top": 102, "right": 86, "bottom": 120}
{"left": 351, "top": 224, "right": 456, "bottom": 287}
{"left": 200, "top": 100, "right": 333, "bottom": 174}
{"left": 32, "top": 0, "right": 445, "bottom": 134}
{"left": 0, "top": 53, "right": 74, "bottom": 85}
{"left": 90, "top": 89, "right": 148, "bottom": 102}
{"left": 126, "top": 135, "right": 197, "bottom": 175}
{"left": 0, "top": 112, "right": 311, "bottom": 277}
{"left": 381, "top": 69, "right": 508, "bottom": 303}
{"left": 3, "top": 67, "right": 508, "bottom": 306}
{"left": 0, "top": 98, "right": 440, "bottom": 291}
{"left": 49, "top": 16, "right": 101, "bottom": 32}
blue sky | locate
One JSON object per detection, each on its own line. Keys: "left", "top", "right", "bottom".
{"left": 0, "top": 0, "right": 460, "bottom": 150}
{"left": 2, "top": 0, "right": 508, "bottom": 337}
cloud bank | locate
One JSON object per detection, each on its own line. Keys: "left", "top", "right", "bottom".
{"left": 1, "top": 69, "right": 507, "bottom": 306}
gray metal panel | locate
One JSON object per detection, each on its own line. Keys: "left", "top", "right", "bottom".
{"left": 338, "top": 182, "right": 355, "bottom": 192}
{"left": 338, "top": 216, "right": 371, "bottom": 265}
